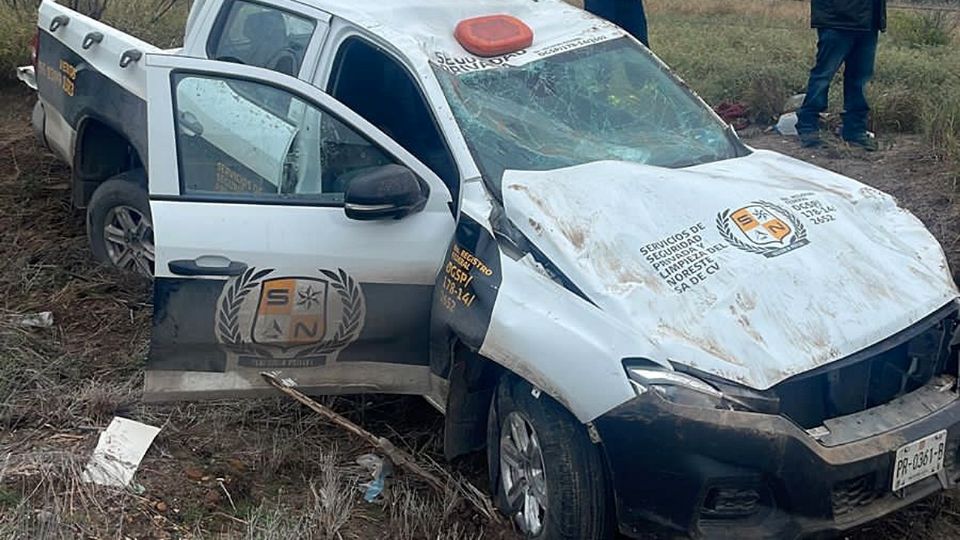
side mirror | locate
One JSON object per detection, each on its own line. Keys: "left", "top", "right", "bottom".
{"left": 344, "top": 164, "right": 428, "bottom": 221}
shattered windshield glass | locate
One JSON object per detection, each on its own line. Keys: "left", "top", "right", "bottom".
{"left": 434, "top": 38, "right": 741, "bottom": 182}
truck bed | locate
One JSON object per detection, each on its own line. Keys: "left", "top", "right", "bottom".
{"left": 35, "top": 0, "right": 164, "bottom": 100}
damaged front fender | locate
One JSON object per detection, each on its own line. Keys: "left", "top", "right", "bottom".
{"left": 478, "top": 253, "right": 651, "bottom": 420}
{"left": 431, "top": 186, "right": 657, "bottom": 422}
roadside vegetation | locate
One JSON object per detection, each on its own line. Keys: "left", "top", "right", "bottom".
{"left": 645, "top": 0, "right": 960, "bottom": 166}
{"left": 0, "top": 0, "right": 960, "bottom": 165}
{"left": 2, "top": 0, "right": 959, "bottom": 165}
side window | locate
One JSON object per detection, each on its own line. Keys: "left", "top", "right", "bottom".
{"left": 208, "top": 1, "right": 316, "bottom": 76}
{"left": 328, "top": 38, "right": 459, "bottom": 202}
{"left": 173, "top": 74, "right": 395, "bottom": 203}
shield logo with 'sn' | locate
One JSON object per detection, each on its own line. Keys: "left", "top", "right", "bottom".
{"left": 251, "top": 278, "right": 329, "bottom": 348}
{"left": 730, "top": 204, "right": 794, "bottom": 246}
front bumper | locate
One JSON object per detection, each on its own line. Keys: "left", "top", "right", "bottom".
{"left": 595, "top": 378, "right": 960, "bottom": 539}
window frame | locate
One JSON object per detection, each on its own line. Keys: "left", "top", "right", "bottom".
{"left": 168, "top": 70, "right": 423, "bottom": 207}
{"left": 326, "top": 36, "right": 461, "bottom": 210}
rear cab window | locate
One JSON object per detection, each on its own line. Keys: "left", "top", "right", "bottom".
{"left": 207, "top": 0, "right": 316, "bottom": 76}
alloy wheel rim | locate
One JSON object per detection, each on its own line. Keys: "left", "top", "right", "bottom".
{"left": 103, "top": 205, "right": 155, "bottom": 277}
{"left": 500, "top": 411, "right": 548, "bottom": 536}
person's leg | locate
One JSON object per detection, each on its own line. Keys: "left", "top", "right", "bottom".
{"left": 616, "top": 0, "right": 649, "bottom": 47}
{"left": 583, "top": 0, "right": 617, "bottom": 24}
{"left": 586, "top": 0, "right": 648, "bottom": 47}
{"left": 841, "top": 30, "right": 879, "bottom": 144}
{"left": 796, "top": 29, "right": 855, "bottom": 143}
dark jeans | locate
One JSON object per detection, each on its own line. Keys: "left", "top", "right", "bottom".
{"left": 797, "top": 28, "right": 878, "bottom": 140}
{"left": 584, "top": 0, "right": 649, "bottom": 47}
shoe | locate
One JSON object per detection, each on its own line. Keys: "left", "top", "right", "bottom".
{"left": 844, "top": 136, "right": 878, "bottom": 152}
{"left": 798, "top": 131, "right": 822, "bottom": 148}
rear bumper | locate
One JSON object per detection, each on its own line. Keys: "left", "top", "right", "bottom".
{"left": 595, "top": 379, "right": 960, "bottom": 539}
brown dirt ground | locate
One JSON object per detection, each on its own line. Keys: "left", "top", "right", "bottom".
{"left": 1, "top": 83, "right": 960, "bottom": 538}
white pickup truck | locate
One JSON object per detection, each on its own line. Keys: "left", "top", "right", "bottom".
{"left": 21, "top": 0, "right": 960, "bottom": 538}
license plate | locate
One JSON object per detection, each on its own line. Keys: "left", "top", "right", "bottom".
{"left": 891, "top": 429, "right": 948, "bottom": 491}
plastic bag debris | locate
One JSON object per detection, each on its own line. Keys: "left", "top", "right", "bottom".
{"left": 16, "top": 66, "right": 37, "bottom": 90}
{"left": 7, "top": 311, "right": 53, "bottom": 328}
{"left": 783, "top": 93, "right": 806, "bottom": 113}
{"left": 357, "top": 453, "right": 393, "bottom": 502}
{"left": 81, "top": 417, "right": 161, "bottom": 488}
{"left": 776, "top": 112, "right": 798, "bottom": 136}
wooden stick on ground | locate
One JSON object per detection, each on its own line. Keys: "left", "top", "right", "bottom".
{"left": 260, "top": 371, "right": 501, "bottom": 523}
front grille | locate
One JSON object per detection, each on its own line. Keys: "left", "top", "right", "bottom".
{"left": 832, "top": 473, "right": 881, "bottom": 518}
{"left": 775, "top": 307, "right": 957, "bottom": 429}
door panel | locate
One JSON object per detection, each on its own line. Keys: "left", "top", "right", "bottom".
{"left": 142, "top": 54, "right": 454, "bottom": 400}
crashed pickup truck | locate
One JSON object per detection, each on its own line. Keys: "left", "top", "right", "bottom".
{"left": 20, "top": 0, "right": 960, "bottom": 537}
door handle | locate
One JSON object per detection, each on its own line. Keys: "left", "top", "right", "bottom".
{"left": 168, "top": 259, "right": 248, "bottom": 277}
{"left": 178, "top": 111, "right": 204, "bottom": 136}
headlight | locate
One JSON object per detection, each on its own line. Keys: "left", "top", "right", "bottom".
{"left": 624, "top": 360, "right": 781, "bottom": 413}
{"left": 625, "top": 364, "right": 725, "bottom": 408}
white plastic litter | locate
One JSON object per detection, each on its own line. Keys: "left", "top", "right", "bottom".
{"left": 783, "top": 93, "right": 806, "bottom": 113}
{"left": 18, "top": 312, "right": 54, "bottom": 328}
{"left": 16, "top": 66, "right": 37, "bottom": 91}
{"left": 356, "top": 453, "right": 393, "bottom": 502}
{"left": 81, "top": 417, "right": 161, "bottom": 488}
{"left": 775, "top": 112, "right": 798, "bottom": 136}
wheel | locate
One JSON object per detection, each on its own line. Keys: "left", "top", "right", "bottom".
{"left": 487, "top": 375, "right": 613, "bottom": 539}
{"left": 87, "top": 171, "right": 154, "bottom": 277}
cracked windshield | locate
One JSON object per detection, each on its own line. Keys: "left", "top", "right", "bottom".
{"left": 435, "top": 38, "right": 741, "bottom": 181}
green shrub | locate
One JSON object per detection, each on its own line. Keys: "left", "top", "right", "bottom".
{"left": 888, "top": 10, "right": 957, "bottom": 49}
{"left": 0, "top": 6, "right": 34, "bottom": 84}
{"left": 923, "top": 85, "right": 960, "bottom": 162}
{"left": 0, "top": 1, "right": 187, "bottom": 86}
{"left": 103, "top": 1, "right": 188, "bottom": 48}
{"left": 650, "top": 5, "right": 960, "bottom": 172}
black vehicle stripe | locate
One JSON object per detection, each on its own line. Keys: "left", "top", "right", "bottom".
{"left": 429, "top": 214, "right": 503, "bottom": 376}
{"left": 36, "top": 29, "right": 148, "bottom": 166}
{"left": 149, "top": 278, "right": 433, "bottom": 372}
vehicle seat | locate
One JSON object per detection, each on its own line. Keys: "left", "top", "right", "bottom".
{"left": 242, "top": 10, "right": 289, "bottom": 70}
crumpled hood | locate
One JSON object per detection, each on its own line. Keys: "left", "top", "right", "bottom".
{"left": 502, "top": 149, "right": 959, "bottom": 390}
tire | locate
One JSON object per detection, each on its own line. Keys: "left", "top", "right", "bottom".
{"left": 87, "top": 170, "right": 154, "bottom": 277}
{"left": 487, "top": 375, "right": 613, "bottom": 539}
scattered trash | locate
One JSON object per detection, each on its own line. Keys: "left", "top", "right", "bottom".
{"left": 261, "top": 371, "right": 501, "bottom": 522}
{"left": 776, "top": 112, "right": 798, "bottom": 136}
{"left": 714, "top": 101, "right": 750, "bottom": 130}
{"left": 16, "top": 66, "right": 37, "bottom": 91}
{"left": 783, "top": 93, "right": 806, "bottom": 113}
{"left": 357, "top": 453, "right": 393, "bottom": 502}
{"left": 6, "top": 311, "right": 54, "bottom": 328}
{"left": 81, "top": 417, "right": 161, "bottom": 488}
{"left": 216, "top": 477, "right": 238, "bottom": 511}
